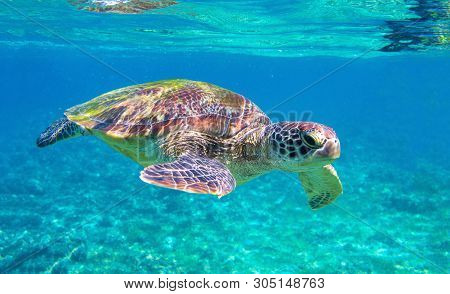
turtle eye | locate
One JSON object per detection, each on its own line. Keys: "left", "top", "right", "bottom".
{"left": 301, "top": 130, "right": 324, "bottom": 149}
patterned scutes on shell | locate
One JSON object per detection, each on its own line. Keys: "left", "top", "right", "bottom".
{"left": 65, "top": 79, "right": 270, "bottom": 139}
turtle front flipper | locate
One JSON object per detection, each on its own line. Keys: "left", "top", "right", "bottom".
{"left": 140, "top": 154, "right": 236, "bottom": 197}
{"left": 298, "top": 164, "right": 343, "bottom": 210}
{"left": 36, "top": 117, "right": 87, "bottom": 148}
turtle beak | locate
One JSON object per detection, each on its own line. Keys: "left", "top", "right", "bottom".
{"left": 316, "top": 139, "right": 340, "bottom": 160}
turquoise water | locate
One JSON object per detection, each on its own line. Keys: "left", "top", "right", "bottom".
{"left": 0, "top": 0, "right": 449, "bottom": 274}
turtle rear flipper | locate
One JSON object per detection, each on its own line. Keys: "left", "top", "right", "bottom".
{"left": 36, "top": 117, "right": 86, "bottom": 147}
{"left": 140, "top": 154, "right": 236, "bottom": 197}
{"left": 299, "top": 164, "right": 343, "bottom": 209}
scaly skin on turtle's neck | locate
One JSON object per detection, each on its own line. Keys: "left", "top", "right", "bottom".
{"left": 225, "top": 125, "right": 274, "bottom": 184}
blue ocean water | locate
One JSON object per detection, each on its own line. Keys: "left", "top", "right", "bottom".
{"left": 0, "top": 1, "right": 449, "bottom": 274}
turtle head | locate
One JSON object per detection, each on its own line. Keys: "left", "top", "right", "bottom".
{"left": 267, "top": 122, "right": 340, "bottom": 171}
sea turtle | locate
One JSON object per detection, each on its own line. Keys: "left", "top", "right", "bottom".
{"left": 37, "top": 79, "right": 342, "bottom": 209}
